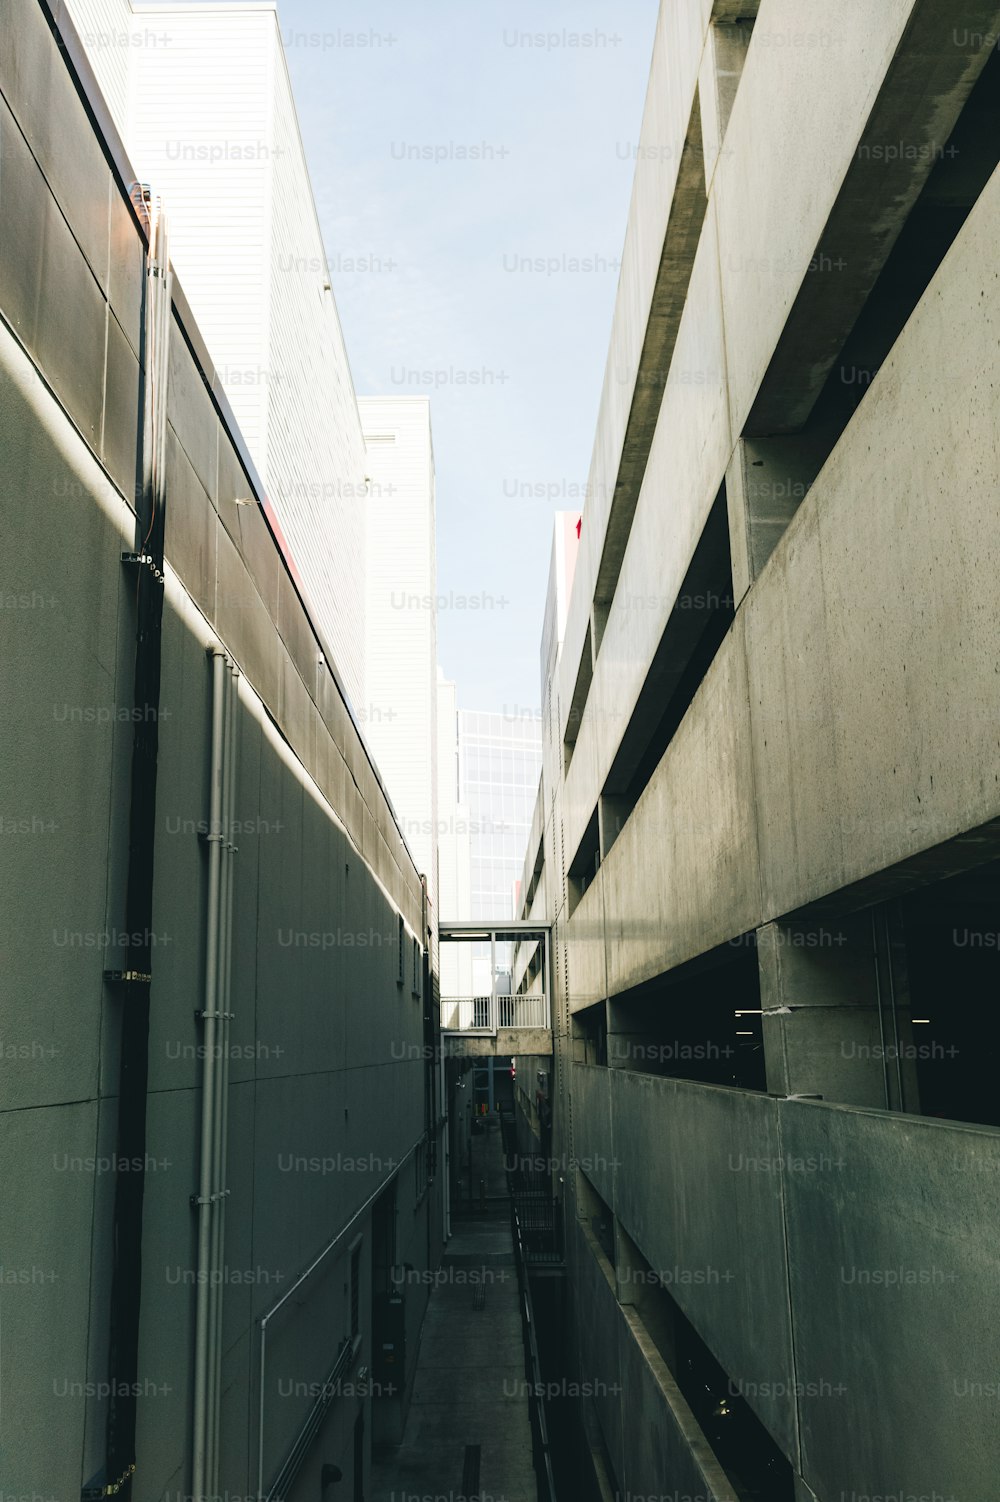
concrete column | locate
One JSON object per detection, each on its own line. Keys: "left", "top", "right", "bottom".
{"left": 699, "top": 18, "right": 754, "bottom": 190}
{"left": 606, "top": 996, "right": 651, "bottom": 1072}
{"left": 570, "top": 1013, "right": 597, "bottom": 1065}
{"left": 598, "top": 793, "right": 631, "bottom": 859}
{"left": 726, "top": 433, "right": 828, "bottom": 602}
{"left": 592, "top": 599, "right": 611, "bottom": 657}
{"left": 758, "top": 910, "right": 920, "bottom": 1108}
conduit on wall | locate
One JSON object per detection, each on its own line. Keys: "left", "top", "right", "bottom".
{"left": 193, "top": 648, "right": 240, "bottom": 1500}
{"left": 91, "top": 197, "right": 171, "bottom": 1502}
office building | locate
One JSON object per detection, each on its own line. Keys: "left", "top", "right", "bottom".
{"left": 64, "top": 0, "right": 370, "bottom": 710}
{"left": 359, "top": 395, "right": 439, "bottom": 900}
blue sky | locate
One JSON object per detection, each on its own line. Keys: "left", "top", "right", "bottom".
{"left": 277, "top": 0, "right": 659, "bottom": 713}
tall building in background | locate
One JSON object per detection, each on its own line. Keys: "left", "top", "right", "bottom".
{"left": 457, "top": 709, "right": 542, "bottom": 921}
{"left": 436, "top": 670, "right": 472, "bottom": 999}
{"left": 360, "top": 396, "right": 438, "bottom": 899}
{"left": 439, "top": 694, "right": 542, "bottom": 1112}
{"left": 540, "top": 511, "right": 582, "bottom": 717}
{"left": 64, "top": 0, "right": 369, "bottom": 710}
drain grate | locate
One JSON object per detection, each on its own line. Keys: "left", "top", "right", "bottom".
{"left": 460, "top": 1443, "right": 481, "bottom": 1501}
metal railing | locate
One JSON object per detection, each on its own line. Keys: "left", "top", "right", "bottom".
{"left": 502, "top": 1110, "right": 558, "bottom": 1502}
{"left": 441, "top": 992, "right": 549, "bottom": 1033}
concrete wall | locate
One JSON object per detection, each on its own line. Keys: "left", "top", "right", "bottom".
{"left": 534, "top": 0, "right": 1000, "bottom": 1496}
{"left": 571, "top": 1067, "right": 1000, "bottom": 1498}
{"left": 0, "top": 2, "right": 442, "bottom": 1493}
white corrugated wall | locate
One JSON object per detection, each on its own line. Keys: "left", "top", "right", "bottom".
{"left": 360, "top": 396, "right": 438, "bottom": 898}
{"left": 266, "top": 39, "right": 367, "bottom": 711}
{"left": 128, "top": 6, "right": 274, "bottom": 468}
{"left": 61, "top": 0, "right": 135, "bottom": 133}
{"left": 61, "top": 0, "right": 381, "bottom": 720}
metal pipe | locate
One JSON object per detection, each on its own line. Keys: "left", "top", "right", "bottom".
{"left": 99, "top": 198, "right": 171, "bottom": 1502}
{"left": 207, "top": 659, "right": 233, "bottom": 1487}
{"left": 211, "top": 663, "right": 239, "bottom": 1492}
{"left": 441, "top": 1039, "right": 451, "bottom": 1243}
{"left": 208, "top": 660, "right": 233, "bottom": 1483}
{"left": 193, "top": 648, "right": 227, "bottom": 1499}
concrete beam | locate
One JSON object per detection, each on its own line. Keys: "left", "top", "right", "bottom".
{"left": 593, "top": 96, "right": 707, "bottom": 607}
{"left": 712, "top": 0, "right": 761, "bottom": 18}
{"left": 758, "top": 914, "right": 919, "bottom": 1109}
{"left": 441, "top": 1029, "right": 553, "bottom": 1059}
{"left": 746, "top": 0, "right": 1000, "bottom": 435}
{"left": 701, "top": 15, "right": 755, "bottom": 190}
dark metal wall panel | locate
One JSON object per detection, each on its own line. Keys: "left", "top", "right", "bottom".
{"left": 1, "top": 0, "right": 112, "bottom": 287}
{"left": 102, "top": 307, "right": 140, "bottom": 497}
{"left": 0, "top": 96, "right": 47, "bottom": 346}
{"left": 163, "top": 425, "right": 217, "bottom": 612}
{"left": 166, "top": 323, "right": 220, "bottom": 508}
{"left": 108, "top": 191, "right": 142, "bottom": 358}
{"left": 214, "top": 520, "right": 282, "bottom": 713}
{"left": 35, "top": 175, "right": 106, "bottom": 444}
{"left": 0, "top": 337, "right": 124, "bottom": 1116}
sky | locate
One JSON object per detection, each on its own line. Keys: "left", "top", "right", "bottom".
{"left": 275, "top": 0, "right": 660, "bottom": 714}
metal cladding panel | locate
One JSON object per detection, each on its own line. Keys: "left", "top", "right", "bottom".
{"left": 0, "top": 1104, "right": 98, "bottom": 1494}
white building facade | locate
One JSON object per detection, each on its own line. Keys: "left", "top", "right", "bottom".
{"left": 64, "top": 0, "right": 369, "bottom": 710}
{"left": 359, "top": 396, "right": 438, "bottom": 900}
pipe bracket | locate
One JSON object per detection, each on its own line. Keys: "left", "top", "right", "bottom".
{"left": 81, "top": 1462, "right": 136, "bottom": 1499}
{"left": 121, "top": 550, "right": 165, "bottom": 584}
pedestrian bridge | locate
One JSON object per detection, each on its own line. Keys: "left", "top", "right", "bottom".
{"left": 438, "top": 921, "right": 553, "bottom": 1057}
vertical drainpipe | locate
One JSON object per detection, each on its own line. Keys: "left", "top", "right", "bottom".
{"left": 94, "top": 201, "right": 171, "bottom": 1502}
{"left": 210, "top": 662, "right": 239, "bottom": 1491}
{"left": 192, "top": 649, "right": 227, "bottom": 1499}
{"left": 192, "top": 651, "right": 238, "bottom": 1497}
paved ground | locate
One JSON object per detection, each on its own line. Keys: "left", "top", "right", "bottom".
{"left": 371, "top": 1117, "right": 538, "bottom": 1502}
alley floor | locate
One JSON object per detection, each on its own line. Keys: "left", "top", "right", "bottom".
{"left": 371, "top": 1116, "right": 538, "bottom": 1502}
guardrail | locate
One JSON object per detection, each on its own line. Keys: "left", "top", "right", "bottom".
{"left": 502, "top": 1110, "right": 558, "bottom": 1502}
{"left": 441, "top": 993, "right": 549, "bottom": 1033}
